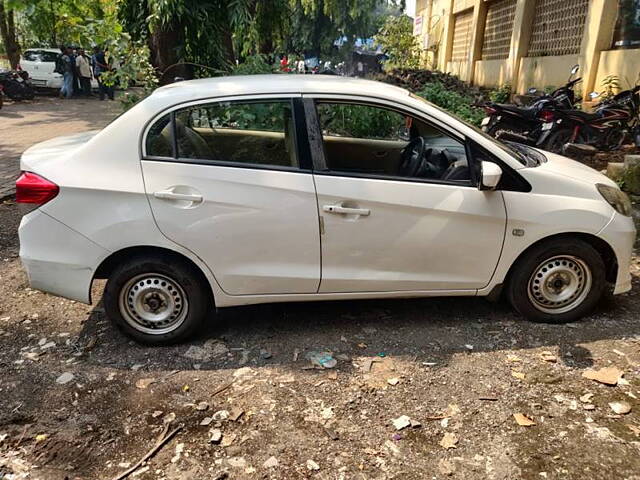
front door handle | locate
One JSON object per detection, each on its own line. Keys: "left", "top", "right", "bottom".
{"left": 322, "top": 204, "right": 370, "bottom": 216}
{"left": 154, "top": 190, "right": 203, "bottom": 202}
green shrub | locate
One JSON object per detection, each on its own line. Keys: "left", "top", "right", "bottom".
{"left": 489, "top": 83, "right": 511, "bottom": 103}
{"left": 231, "top": 54, "right": 277, "bottom": 75}
{"left": 417, "top": 81, "right": 485, "bottom": 126}
{"left": 621, "top": 163, "right": 640, "bottom": 195}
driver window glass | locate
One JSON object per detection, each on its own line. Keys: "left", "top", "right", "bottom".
{"left": 174, "top": 100, "right": 298, "bottom": 168}
{"left": 316, "top": 102, "right": 470, "bottom": 183}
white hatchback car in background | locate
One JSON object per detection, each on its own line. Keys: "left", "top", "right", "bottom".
{"left": 20, "top": 48, "right": 98, "bottom": 90}
{"left": 16, "top": 75, "right": 635, "bottom": 344}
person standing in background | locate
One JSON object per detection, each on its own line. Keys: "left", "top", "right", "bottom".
{"left": 75, "top": 48, "right": 92, "bottom": 96}
{"left": 92, "top": 46, "right": 114, "bottom": 101}
{"left": 57, "top": 46, "right": 73, "bottom": 99}
{"left": 70, "top": 47, "right": 81, "bottom": 96}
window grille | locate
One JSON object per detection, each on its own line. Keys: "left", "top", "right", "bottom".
{"left": 527, "top": 0, "right": 589, "bottom": 57}
{"left": 481, "top": 0, "right": 517, "bottom": 60}
{"left": 451, "top": 10, "right": 474, "bottom": 61}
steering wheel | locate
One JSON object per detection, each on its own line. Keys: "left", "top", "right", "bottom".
{"left": 399, "top": 137, "right": 426, "bottom": 177}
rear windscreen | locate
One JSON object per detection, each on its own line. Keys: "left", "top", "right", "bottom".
{"left": 23, "top": 51, "right": 58, "bottom": 62}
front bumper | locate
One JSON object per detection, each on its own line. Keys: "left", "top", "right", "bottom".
{"left": 598, "top": 211, "right": 636, "bottom": 294}
{"left": 19, "top": 210, "right": 109, "bottom": 304}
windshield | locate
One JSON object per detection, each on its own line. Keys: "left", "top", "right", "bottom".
{"left": 408, "top": 93, "right": 545, "bottom": 167}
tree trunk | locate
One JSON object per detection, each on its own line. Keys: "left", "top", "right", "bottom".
{"left": 0, "top": 1, "right": 20, "bottom": 69}
{"left": 221, "top": 26, "right": 235, "bottom": 67}
{"left": 150, "top": 25, "right": 188, "bottom": 85}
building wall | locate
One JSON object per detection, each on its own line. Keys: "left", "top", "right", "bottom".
{"left": 413, "top": 0, "right": 640, "bottom": 99}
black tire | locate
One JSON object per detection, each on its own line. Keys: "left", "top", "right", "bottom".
{"left": 543, "top": 127, "right": 585, "bottom": 154}
{"left": 507, "top": 238, "right": 606, "bottom": 323}
{"left": 103, "top": 254, "right": 211, "bottom": 345}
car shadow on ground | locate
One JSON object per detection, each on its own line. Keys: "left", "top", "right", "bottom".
{"left": 73, "top": 280, "right": 640, "bottom": 375}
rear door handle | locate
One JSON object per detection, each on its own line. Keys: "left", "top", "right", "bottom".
{"left": 322, "top": 204, "right": 370, "bottom": 216}
{"left": 154, "top": 190, "right": 203, "bottom": 202}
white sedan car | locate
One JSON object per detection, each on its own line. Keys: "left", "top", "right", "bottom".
{"left": 20, "top": 48, "right": 98, "bottom": 90}
{"left": 16, "top": 75, "right": 635, "bottom": 344}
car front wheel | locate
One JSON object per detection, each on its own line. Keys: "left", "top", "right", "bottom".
{"left": 103, "top": 254, "right": 210, "bottom": 345}
{"left": 507, "top": 238, "right": 606, "bottom": 323}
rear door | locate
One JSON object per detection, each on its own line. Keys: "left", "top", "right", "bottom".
{"left": 305, "top": 97, "right": 507, "bottom": 293}
{"left": 141, "top": 95, "right": 321, "bottom": 295}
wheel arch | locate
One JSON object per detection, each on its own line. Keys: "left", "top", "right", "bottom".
{"left": 92, "top": 245, "right": 216, "bottom": 306}
{"left": 504, "top": 232, "right": 618, "bottom": 287}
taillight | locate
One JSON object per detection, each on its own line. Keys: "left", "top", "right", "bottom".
{"left": 539, "top": 110, "right": 554, "bottom": 122}
{"left": 16, "top": 172, "right": 59, "bottom": 205}
{"left": 484, "top": 106, "right": 497, "bottom": 114}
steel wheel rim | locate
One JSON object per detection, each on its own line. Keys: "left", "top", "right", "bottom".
{"left": 118, "top": 273, "right": 189, "bottom": 335}
{"left": 527, "top": 255, "right": 592, "bottom": 314}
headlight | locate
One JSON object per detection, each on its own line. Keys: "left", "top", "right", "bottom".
{"left": 597, "top": 184, "right": 632, "bottom": 216}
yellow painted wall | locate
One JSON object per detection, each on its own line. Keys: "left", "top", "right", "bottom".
{"left": 594, "top": 49, "right": 640, "bottom": 93}
{"left": 446, "top": 60, "right": 471, "bottom": 80}
{"left": 414, "top": 0, "right": 634, "bottom": 97}
{"left": 474, "top": 59, "right": 511, "bottom": 87}
{"left": 452, "top": 0, "right": 476, "bottom": 14}
{"left": 517, "top": 55, "right": 580, "bottom": 93}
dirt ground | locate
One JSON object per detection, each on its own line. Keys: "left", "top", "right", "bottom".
{"left": 1, "top": 97, "right": 640, "bottom": 480}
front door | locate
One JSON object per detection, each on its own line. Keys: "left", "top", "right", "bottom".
{"left": 141, "top": 97, "right": 321, "bottom": 295}
{"left": 309, "top": 99, "right": 507, "bottom": 293}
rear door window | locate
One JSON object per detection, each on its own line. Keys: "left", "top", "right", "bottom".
{"left": 173, "top": 100, "right": 299, "bottom": 168}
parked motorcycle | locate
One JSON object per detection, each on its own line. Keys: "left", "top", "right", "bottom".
{"left": 480, "top": 65, "right": 581, "bottom": 140}
{"left": 538, "top": 85, "right": 640, "bottom": 153}
{"left": 0, "top": 69, "right": 35, "bottom": 101}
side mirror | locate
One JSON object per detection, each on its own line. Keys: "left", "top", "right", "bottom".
{"left": 527, "top": 87, "right": 538, "bottom": 95}
{"left": 397, "top": 126, "right": 411, "bottom": 141}
{"left": 570, "top": 64, "right": 579, "bottom": 75}
{"left": 480, "top": 161, "right": 502, "bottom": 190}
{"left": 589, "top": 91, "right": 600, "bottom": 99}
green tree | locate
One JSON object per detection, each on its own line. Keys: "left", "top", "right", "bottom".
{"left": 118, "top": 0, "right": 396, "bottom": 81}
{"left": 374, "top": 14, "right": 420, "bottom": 70}
{"left": 0, "top": 0, "right": 19, "bottom": 68}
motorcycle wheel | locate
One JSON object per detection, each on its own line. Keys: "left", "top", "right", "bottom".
{"left": 600, "top": 126, "right": 626, "bottom": 151}
{"left": 543, "top": 128, "right": 585, "bottom": 154}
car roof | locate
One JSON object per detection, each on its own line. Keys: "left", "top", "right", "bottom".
{"left": 150, "top": 74, "right": 410, "bottom": 107}
{"left": 23, "top": 48, "right": 61, "bottom": 53}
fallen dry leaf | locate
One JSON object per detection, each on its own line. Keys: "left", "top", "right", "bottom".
{"left": 135, "top": 378, "right": 156, "bottom": 389}
{"left": 540, "top": 351, "right": 557, "bottom": 363}
{"left": 440, "top": 432, "right": 458, "bottom": 449}
{"left": 626, "top": 424, "right": 640, "bottom": 436}
{"left": 579, "top": 393, "right": 594, "bottom": 403}
{"left": 609, "top": 401, "right": 632, "bottom": 415}
{"left": 387, "top": 377, "right": 400, "bottom": 386}
{"left": 446, "top": 404, "right": 461, "bottom": 416}
{"left": 392, "top": 415, "right": 411, "bottom": 430}
{"left": 513, "top": 413, "right": 536, "bottom": 427}
{"left": 582, "top": 367, "right": 623, "bottom": 386}
{"left": 511, "top": 371, "right": 526, "bottom": 380}
{"left": 506, "top": 354, "right": 521, "bottom": 363}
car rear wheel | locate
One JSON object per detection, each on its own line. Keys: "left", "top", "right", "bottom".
{"left": 507, "top": 238, "right": 606, "bottom": 323}
{"left": 103, "top": 254, "right": 211, "bottom": 345}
